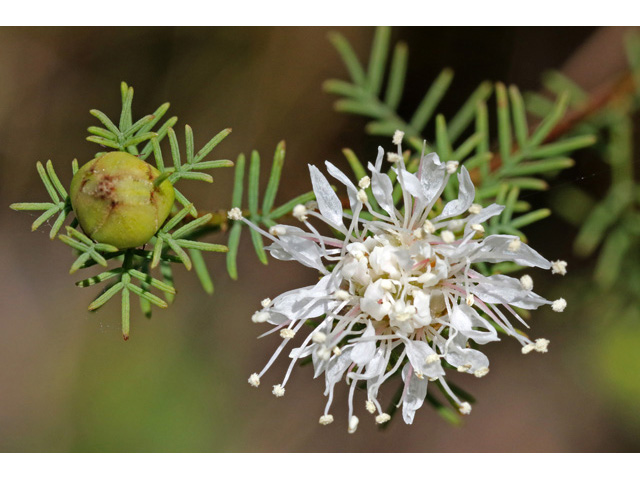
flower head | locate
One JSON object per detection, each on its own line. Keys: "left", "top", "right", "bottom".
{"left": 241, "top": 133, "right": 565, "bottom": 430}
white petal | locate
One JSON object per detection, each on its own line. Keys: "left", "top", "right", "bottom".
{"left": 436, "top": 166, "right": 475, "bottom": 220}
{"left": 370, "top": 170, "right": 396, "bottom": 217}
{"left": 325, "top": 161, "right": 359, "bottom": 211}
{"left": 309, "top": 164, "right": 344, "bottom": 229}
{"left": 351, "top": 324, "right": 377, "bottom": 366}
{"left": 401, "top": 363, "right": 429, "bottom": 424}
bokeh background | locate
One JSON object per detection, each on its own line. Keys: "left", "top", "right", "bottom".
{"left": 1, "top": 26, "right": 638, "bottom": 452}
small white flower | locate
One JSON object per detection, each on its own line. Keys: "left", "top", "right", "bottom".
{"left": 241, "top": 135, "right": 564, "bottom": 430}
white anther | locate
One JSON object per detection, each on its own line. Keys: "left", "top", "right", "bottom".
{"left": 334, "top": 289, "right": 351, "bottom": 301}
{"left": 551, "top": 260, "right": 568, "bottom": 276}
{"left": 448, "top": 219, "right": 464, "bottom": 232}
{"left": 417, "top": 272, "right": 436, "bottom": 284}
{"left": 426, "top": 354, "right": 440, "bottom": 365}
{"left": 348, "top": 415, "right": 359, "bottom": 433}
{"left": 466, "top": 293, "right": 475, "bottom": 306}
{"left": 474, "top": 367, "right": 489, "bottom": 378}
{"left": 414, "top": 370, "right": 424, "bottom": 379}
{"left": 520, "top": 274, "right": 534, "bottom": 291}
{"left": 375, "top": 413, "right": 391, "bottom": 424}
{"left": 387, "top": 152, "right": 402, "bottom": 164}
{"left": 468, "top": 203, "right": 483, "bottom": 214}
{"left": 312, "top": 331, "right": 327, "bottom": 344}
{"left": 535, "top": 338, "right": 550, "bottom": 353}
{"left": 358, "top": 176, "right": 371, "bottom": 189}
{"left": 423, "top": 220, "right": 436, "bottom": 234}
{"left": 459, "top": 402, "right": 472, "bottom": 415}
{"left": 441, "top": 230, "right": 455, "bottom": 244}
{"left": 508, "top": 238, "right": 521, "bottom": 252}
{"left": 280, "top": 328, "right": 295, "bottom": 339}
{"left": 272, "top": 384, "right": 285, "bottom": 397}
{"left": 227, "top": 207, "right": 243, "bottom": 221}
{"left": 305, "top": 200, "right": 318, "bottom": 210}
{"left": 393, "top": 130, "right": 405, "bottom": 145}
{"left": 293, "top": 204, "right": 308, "bottom": 221}
{"left": 457, "top": 364, "right": 471, "bottom": 373}
{"left": 471, "top": 223, "right": 485, "bottom": 235}
{"left": 260, "top": 298, "right": 272, "bottom": 308}
{"left": 269, "top": 225, "right": 286, "bottom": 236}
{"left": 318, "top": 346, "right": 331, "bottom": 361}
{"left": 552, "top": 298, "right": 566, "bottom": 312}
{"left": 413, "top": 227, "right": 424, "bottom": 239}
{"left": 319, "top": 414, "right": 334, "bottom": 425}
{"left": 333, "top": 346, "right": 342, "bottom": 356}
{"left": 365, "top": 400, "right": 376, "bottom": 414}
{"left": 357, "top": 189, "right": 368, "bottom": 204}
{"left": 248, "top": 373, "right": 260, "bottom": 387}
{"left": 380, "top": 279, "right": 395, "bottom": 291}
{"left": 251, "top": 311, "right": 270, "bottom": 323}
{"left": 446, "top": 161, "right": 459, "bottom": 174}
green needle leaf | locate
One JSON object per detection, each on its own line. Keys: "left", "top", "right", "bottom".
{"left": 367, "top": 26, "right": 391, "bottom": 95}
{"left": 185, "top": 125, "right": 195, "bottom": 163}
{"left": 193, "top": 128, "right": 232, "bottom": 164}
{"left": 88, "top": 281, "right": 125, "bottom": 311}
{"left": 189, "top": 249, "right": 214, "bottom": 295}
{"left": 262, "top": 140, "right": 286, "bottom": 215}
{"left": 410, "top": 68, "right": 454, "bottom": 133}
{"left": 250, "top": 228, "right": 268, "bottom": 265}
{"left": 226, "top": 222, "right": 242, "bottom": 280}
{"left": 248, "top": 150, "right": 261, "bottom": 218}
{"left": 384, "top": 41, "right": 408, "bottom": 111}
{"left": 328, "top": 31, "right": 366, "bottom": 86}
{"left": 90, "top": 109, "right": 120, "bottom": 135}
{"left": 121, "top": 287, "right": 131, "bottom": 340}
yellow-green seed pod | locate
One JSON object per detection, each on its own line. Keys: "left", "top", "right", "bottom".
{"left": 70, "top": 152, "right": 175, "bottom": 249}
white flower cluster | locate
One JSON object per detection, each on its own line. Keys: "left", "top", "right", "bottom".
{"left": 235, "top": 132, "right": 566, "bottom": 431}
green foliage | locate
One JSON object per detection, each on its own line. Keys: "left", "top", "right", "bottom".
{"left": 225, "top": 141, "right": 316, "bottom": 280}
{"left": 529, "top": 33, "right": 640, "bottom": 291}
{"left": 324, "top": 27, "right": 596, "bottom": 247}
{"left": 11, "top": 82, "right": 232, "bottom": 339}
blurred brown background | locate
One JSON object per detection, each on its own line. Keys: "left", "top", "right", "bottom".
{"left": 0, "top": 27, "right": 638, "bottom": 452}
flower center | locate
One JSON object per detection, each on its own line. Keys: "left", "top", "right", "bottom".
{"left": 339, "top": 230, "right": 449, "bottom": 336}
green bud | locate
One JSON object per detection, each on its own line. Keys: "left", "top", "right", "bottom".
{"left": 70, "top": 152, "right": 175, "bottom": 249}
